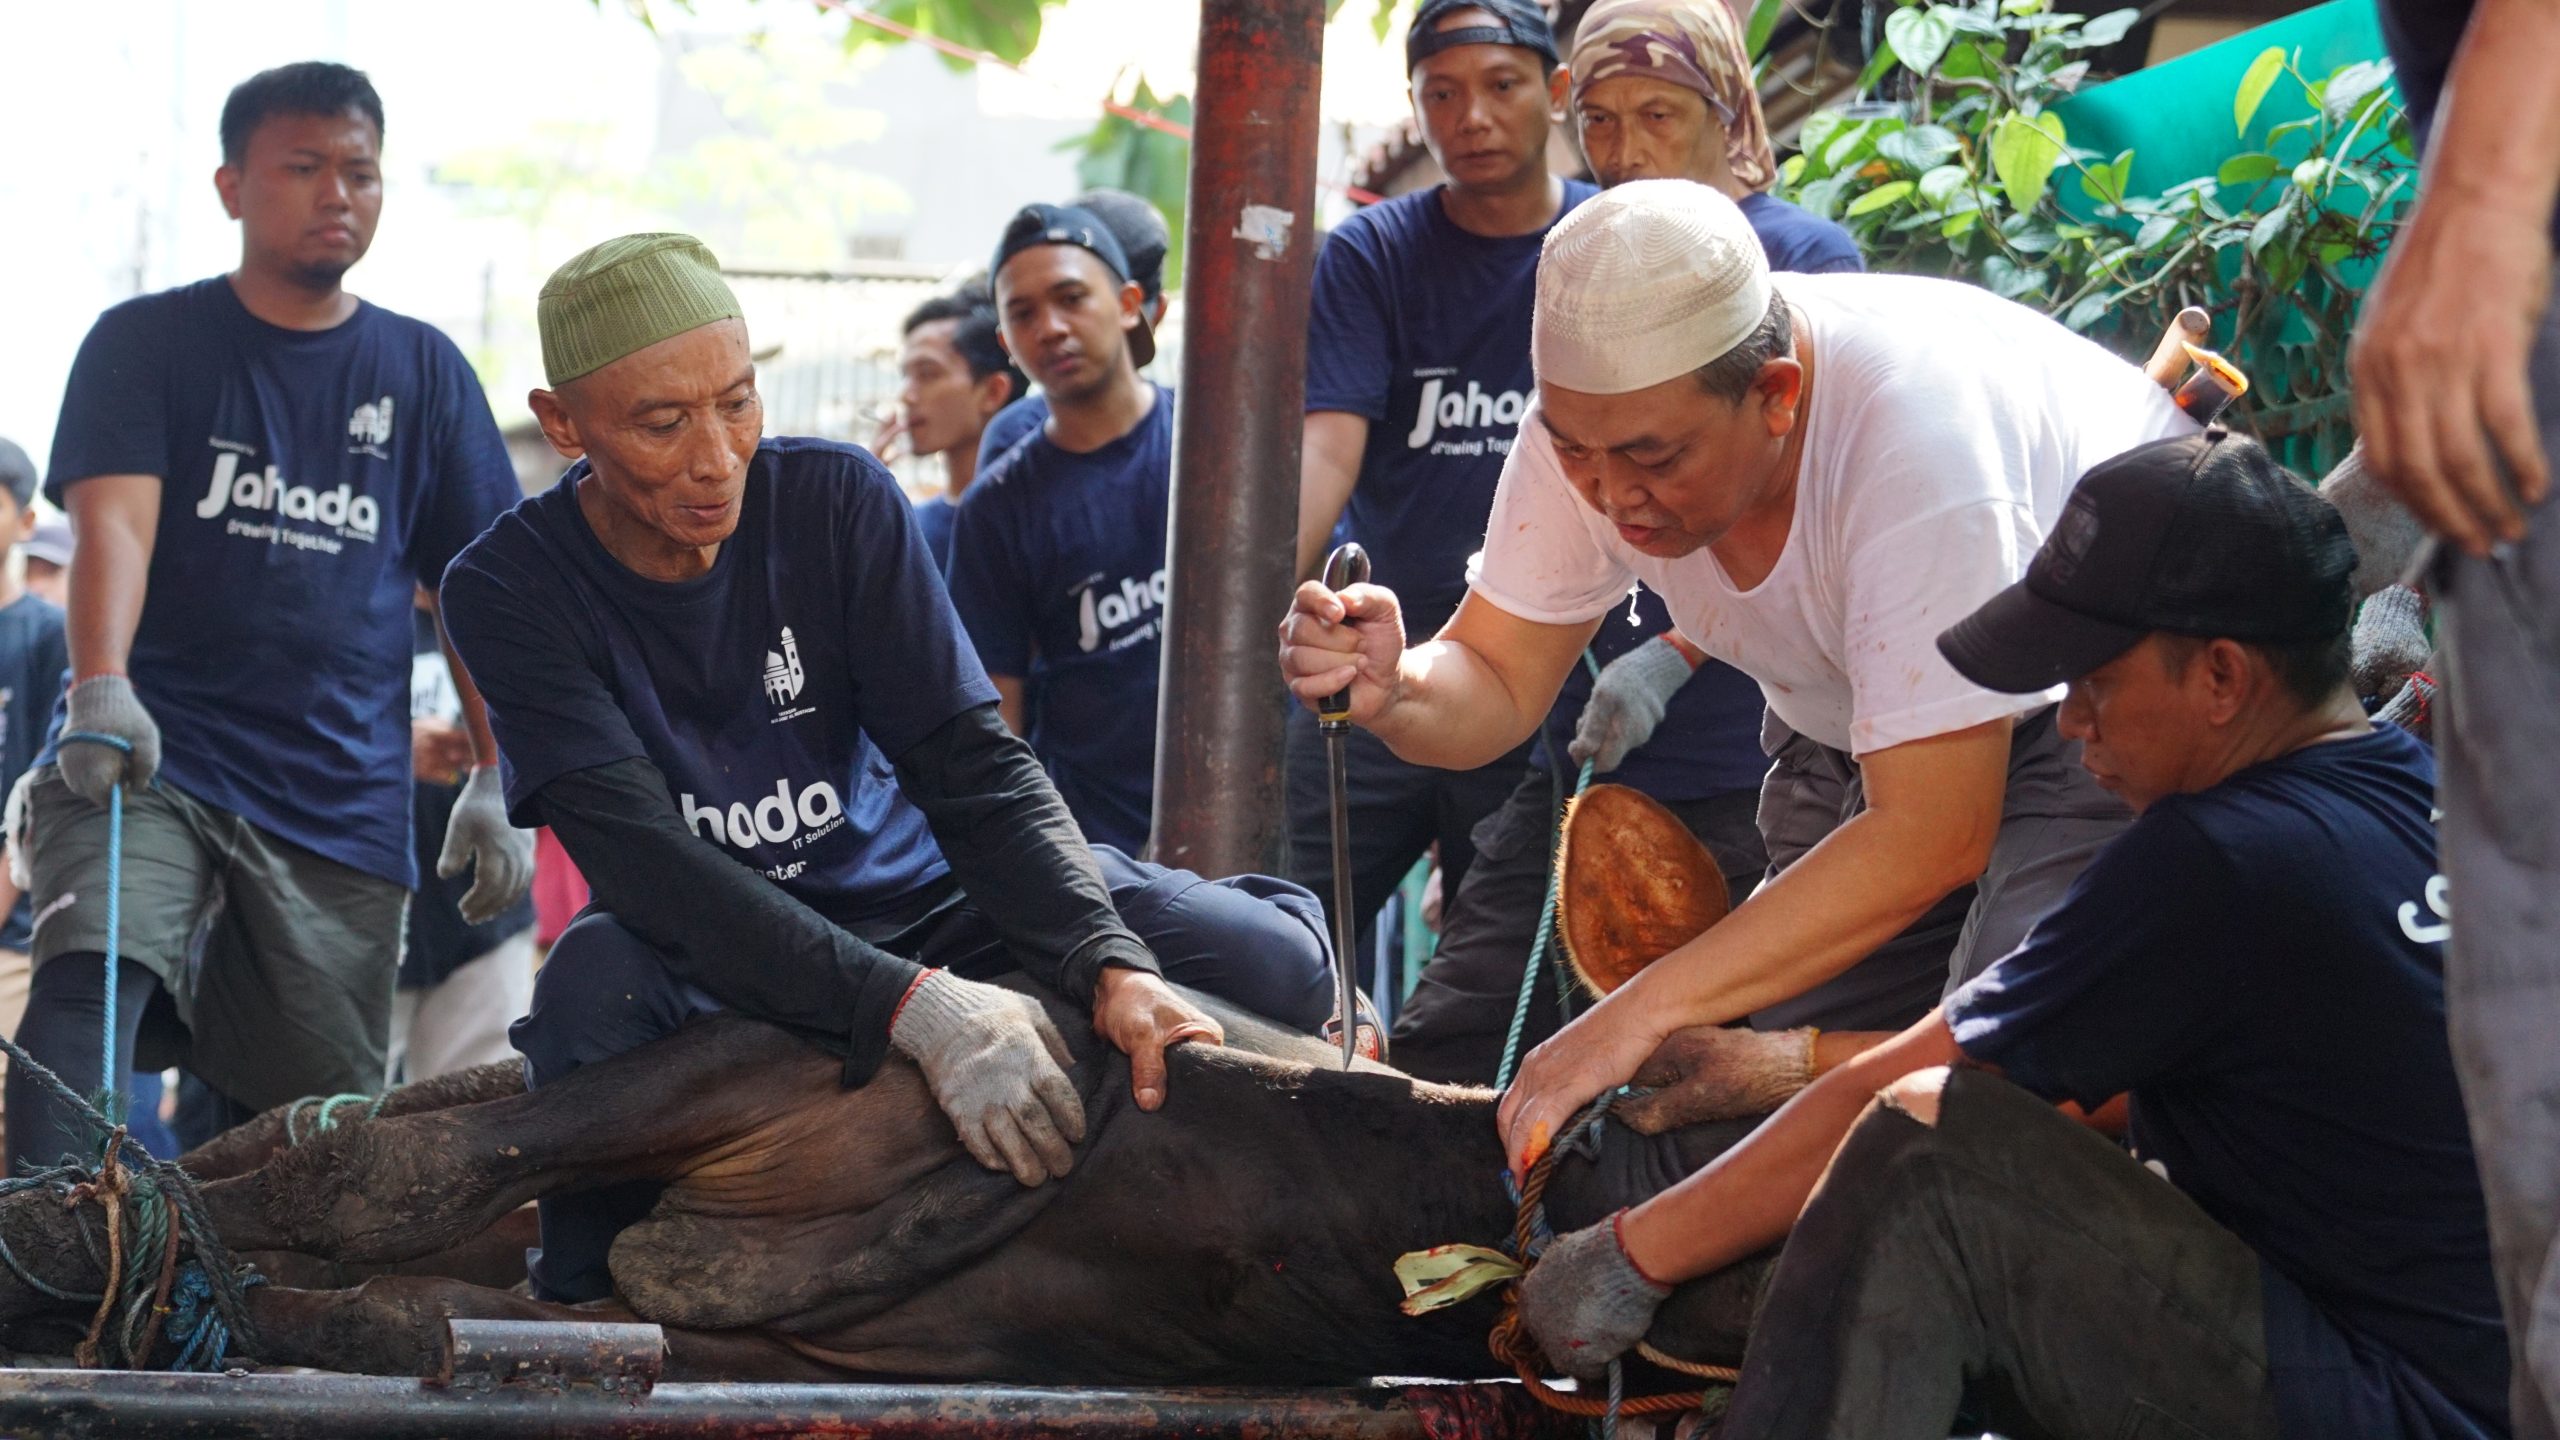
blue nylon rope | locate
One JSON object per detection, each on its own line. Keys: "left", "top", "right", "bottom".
{"left": 56, "top": 732, "right": 134, "bottom": 1110}
{"left": 1494, "top": 650, "right": 1604, "bottom": 1094}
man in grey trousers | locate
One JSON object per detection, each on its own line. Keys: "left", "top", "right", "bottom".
{"left": 2352, "top": 2, "right": 2560, "bottom": 1436}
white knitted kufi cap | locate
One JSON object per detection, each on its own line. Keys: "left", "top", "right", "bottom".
{"left": 1532, "top": 179, "right": 1774, "bottom": 395}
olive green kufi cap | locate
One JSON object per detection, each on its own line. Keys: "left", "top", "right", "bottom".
{"left": 539, "top": 233, "right": 743, "bottom": 386}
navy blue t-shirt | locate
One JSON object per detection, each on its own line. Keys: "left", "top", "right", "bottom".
{"left": 1305, "top": 181, "right": 1598, "bottom": 641}
{"left": 1949, "top": 727, "right": 2506, "bottom": 1440}
{"left": 2379, "top": 0, "right": 2557, "bottom": 244}
{"left": 1535, "top": 192, "right": 1863, "bottom": 799}
{"left": 974, "top": 395, "right": 1050, "bottom": 481}
{"left": 1736, "top": 191, "right": 1866, "bottom": 275}
{"left": 441, "top": 438, "right": 994, "bottom": 927}
{"left": 44, "top": 277, "right": 519, "bottom": 887}
{"left": 944, "top": 386, "right": 1171, "bottom": 854}
{"left": 912, "top": 493, "right": 958, "bottom": 570}
{"left": 0, "top": 594, "right": 68, "bottom": 949}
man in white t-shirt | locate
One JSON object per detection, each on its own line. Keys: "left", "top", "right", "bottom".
{"left": 1277, "top": 181, "right": 2194, "bottom": 1168}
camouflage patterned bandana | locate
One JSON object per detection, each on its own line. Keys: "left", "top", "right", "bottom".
{"left": 1567, "top": 0, "right": 1779, "bottom": 193}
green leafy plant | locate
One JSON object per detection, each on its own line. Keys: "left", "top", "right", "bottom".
{"left": 606, "top": 0, "right": 1058, "bottom": 66}
{"left": 1059, "top": 77, "right": 1195, "bottom": 288}
{"left": 1775, "top": 0, "right": 2414, "bottom": 470}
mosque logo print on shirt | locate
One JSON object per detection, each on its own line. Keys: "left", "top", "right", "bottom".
{"left": 764, "top": 626, "right": 817, "bottom": 725}
{"left": 1405, "top": 367, "right": 1527, "bottom": 457}
{"left": 346, "top": 395, "right": 394, "bottom": 458}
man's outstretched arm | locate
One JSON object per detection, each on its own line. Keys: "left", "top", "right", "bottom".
{"left": 1497, "top": 718, "right": 2010, "bottom": 1173}
{"left": 1622, "top": 1011, "right": 1970, "bottom": 1283}
{"left": 891, "top": 701, "right": 1223, "bottom": 1113}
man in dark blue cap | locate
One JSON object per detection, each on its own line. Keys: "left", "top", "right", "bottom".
{"left": 1290, "top": 0, "right": 1595, "bottom": 969}
{"left": 946, "top": 204, "right": 1172, "bottom": 855}
{"left": 1516, "top": 429, "right": 2508, "bottom": 1440}
{"left": 971, "top": 188, "right": 1172, "bottom": 480}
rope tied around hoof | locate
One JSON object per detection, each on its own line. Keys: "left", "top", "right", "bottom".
{"left": 285, "top": 1091, "right": 389, "bottom": 1146}
{"left": 0, "top": 1029, "right": 262, "bottom": 1370}
{"left": 1488, "top": 1091, "right": 1738, "bottom": 1428}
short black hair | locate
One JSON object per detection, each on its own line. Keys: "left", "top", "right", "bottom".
{"left": 901, "top": 282, "right": 1024, "bottom": 405}
{"left": 220, "top": 62, "right": 385, "bottom": 165}
{"left": 1691, "top": 294, "right": 1795, "bottom": 404}
{"left": 2157, "top": 628, "right": 2354, "bottom": 709}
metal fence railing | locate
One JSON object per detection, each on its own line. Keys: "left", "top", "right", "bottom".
{"left": 726, "top": 265, "right": 958, "bottom": 494}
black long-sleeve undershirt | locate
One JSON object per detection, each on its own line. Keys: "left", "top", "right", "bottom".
{"left": 530, "top": 702, "right": 1154, "bottom": 1086}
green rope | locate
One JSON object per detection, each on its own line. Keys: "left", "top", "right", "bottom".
{"left": 0, "top": 1030, "right": 263, "bottom": 1368}
{"left": 284, "top": 1092, "right": 387, "bottom": 1147}
{"left": 1495, "top": 651, "right": 1605, "bottom": 1093}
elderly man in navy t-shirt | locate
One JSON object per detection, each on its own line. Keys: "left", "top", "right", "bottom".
{"left": 1519, "top": 431, "right": 2509, "bottom": 1440}
{"left": 440, "top": 233, "right": 1334, "bottom": 1304}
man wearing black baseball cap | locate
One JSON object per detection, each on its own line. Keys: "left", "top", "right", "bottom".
{"left": 1518, "top": 431, "right": 2509, "bottom": 1440}
{"left": 945, "top": 202, "right": 1183, "bottom": 854}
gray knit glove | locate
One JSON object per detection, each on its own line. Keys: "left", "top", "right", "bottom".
{"left": 57, "top": 675, "right": 162, "bottom": 807}
{"left": 1569, "top": 636, "right": 1695, "bottom": 774}
{"left": 890, "top": 969, "right": 1086, "bottom": 1187}
{"left": 437, "top": 765, "right": 535, "bottom": 924}
{"left": 2351, "top": 585, "right": 2430, "bottom": 702}
{"left": 1521, "top": 1210, "right": 1673, "bottom": 1379}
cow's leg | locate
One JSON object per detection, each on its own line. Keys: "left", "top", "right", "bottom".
{"left": 176, "top": 1060, "right": 525, "bottom": 1184}
{"left": 241, "top": 1204, "right": 540, "bottom": 1293}
{"left": 196, "top": 1016, "right": 848, "bottom": 1265}
{"left": 244, "top": 1277, "right": 852, "bottom": 1381}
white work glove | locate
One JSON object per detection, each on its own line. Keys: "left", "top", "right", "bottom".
{"left": 436, "top": 765, "right": 535, "bottom": 924}
{"left": 57, "top": 675, "right": 162, "bottom": 807}
{"left": 890, "top": 969, "right": 1087, "bottom": 1186}
{"left": 1568, "top": 636, "right": 1694, "bottom": 774}
{"left": 4, "top": 768, "right": 34, "bottom": 890}
{"left": 2350, "top": 585, "right": 2430, "bottom": 702}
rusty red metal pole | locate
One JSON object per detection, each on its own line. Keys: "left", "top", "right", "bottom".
{"left": 1149, "top": 0, "right": 1326, "bottom": 878}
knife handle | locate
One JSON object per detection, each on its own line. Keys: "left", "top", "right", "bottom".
{"left": 1318, "top": 542, "right": 1370, "bottom": 726}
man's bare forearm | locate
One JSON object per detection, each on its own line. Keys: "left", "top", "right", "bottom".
{"left": 64, "top": 475, "right": 162, "bottom": 682}
{"left": 1620, "top": 1014, "right": 1966, "bottom": 1283}
{"left": 1364, "top": 637, "right": 1551, "bottom": 769}
{"left": 1361, "top": 592, "right": 1600, "bottom": 769}
{"left": 426, "top": 591, "right": 500, "bottom": 766}
{"left": 1605, "top": 800, "right": 1989, "bottom": 1034}
{"left": 2427, "top": 0, "right": 2560, "bottom": 223}
{"left": 1296, "top": 412, "right": 1367, "bottom": 582}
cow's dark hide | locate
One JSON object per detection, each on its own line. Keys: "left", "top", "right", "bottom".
{"left": 0, "top": 980, "right": 1766, "bottom": 1382}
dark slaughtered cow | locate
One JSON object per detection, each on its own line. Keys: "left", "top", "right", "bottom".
{"left": 0, "top": 981, "right": 1772, "bottom": 1385}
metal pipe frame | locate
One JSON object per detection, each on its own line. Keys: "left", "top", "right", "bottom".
{"left": 0, "top": 1371, "right": 1582, "bottom": 1439}
{"left": 1150, "top": 0, "right": 1328, "bottom": 879}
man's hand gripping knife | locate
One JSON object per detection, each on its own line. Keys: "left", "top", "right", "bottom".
{"left": 890, "top": 967, "right": 1087, "bottom": 1187}
{"left": 58, "top": 674, "right": 161, "bottom": 806}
